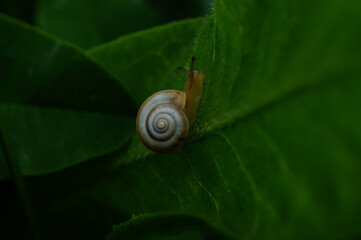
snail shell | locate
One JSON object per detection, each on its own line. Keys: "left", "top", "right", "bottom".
{"left": 136, "top": 90, "right": 189, "bottom": 153}
{"left": 136, "top": 57, "right": 204, "bottom": 153}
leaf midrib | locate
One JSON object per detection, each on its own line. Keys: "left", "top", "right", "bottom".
{"left": 205, "top": 70, "right": 348, "bottom": 135}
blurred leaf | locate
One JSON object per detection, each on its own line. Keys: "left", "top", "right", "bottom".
{"left": 0, "top": 14, "right": 137, "bottom": 176}
{"left": 107, "top": 213, "right": 232, "bottom": 240}
{"left": 88, "top": 18, "right": 203, "bottom": 106}
{"left": 27, "top": 0, "right": 361, "bottom": 239}
{"left": 0, "top": 0, "right": 36, "bottom": 24}
{"left": 36, "top": 0, "right": 165, "bottom": 48}
{"left": 35, "top": 0, "right": 211, "bottom": 49}
{"left": 0, "top": 105, "right": 134, "bottom": 175}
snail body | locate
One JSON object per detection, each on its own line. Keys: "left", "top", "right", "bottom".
{"left": 136, "top": 57, "right": 204, "bottom": 153}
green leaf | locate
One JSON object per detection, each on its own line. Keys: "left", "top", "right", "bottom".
{"left": 28, "top": 0, "right": 361, "bottom": 239}
{"left": 88, "top": 18, "right": 204, "bottom": 106}
{"left": 0, "top": 104, "right": 134, "bottom": 175}
{"left": 36, "top": 0, "right": 164, "bottom": 48}
{"left": 0, "top": 14, "right": 137, "bottom": 176}
{"left": 40, "top": 78, "right": 361, "bottom": 239}
{"left": 190, "top": 0, "right": 361, "bottom": 134}
{"left": 107, "top": 213, "right": 232, "bottom": 240}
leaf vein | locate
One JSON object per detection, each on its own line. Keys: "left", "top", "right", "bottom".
{"left": 147, "top": 162, "right": 185, "bottom": 211}
{"left": 183, "top": 153, "right": 220, "bottom": 219}
{"left": 203, "top": 142, "right": 231, "bottom": 192}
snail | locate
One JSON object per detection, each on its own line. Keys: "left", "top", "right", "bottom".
{"left": 136, "top": 56, "right": 204, "bottom": 153}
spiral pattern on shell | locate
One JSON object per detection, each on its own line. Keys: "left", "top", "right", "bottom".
{"left": 136, "top": 90, "right": 189, "bottom": 153}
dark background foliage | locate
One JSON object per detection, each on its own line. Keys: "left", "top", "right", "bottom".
{"left": 0, "top": 0, "right": 210, "bottom": 47}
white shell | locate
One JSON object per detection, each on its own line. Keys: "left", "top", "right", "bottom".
{"left": 136, "top": 90, "right": 189, "bottom": 153}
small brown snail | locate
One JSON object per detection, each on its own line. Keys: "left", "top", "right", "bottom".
{"left": 136, "top": 57, "right": 204, "bottom": 153}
